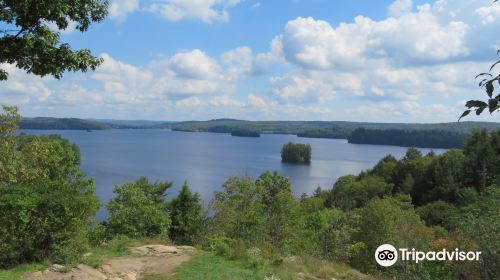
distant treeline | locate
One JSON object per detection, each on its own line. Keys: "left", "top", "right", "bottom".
{"left": 18, "top": 117, "right": 500, "bottom": 149}
{"left": 19, "top": 118, "right": 113, "bottom": 130}
{"left": 348, "top": 128, "right": 466, "bottom": 149}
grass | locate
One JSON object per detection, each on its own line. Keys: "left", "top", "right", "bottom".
{"left": 81, "top": 236, "right": 162, "bottom": 268}
{"left": 0, "top": 263, "right": 47, "bottom": 280}
{"left": 168, "top": 251, "right": 379, "bottom": 280}
{"left": 168, "top": 252, "right": 272, "bottom": 280}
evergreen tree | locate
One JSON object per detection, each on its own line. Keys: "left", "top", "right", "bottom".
{"left": 169, "top": 182, "right": 204, "bottom": 245}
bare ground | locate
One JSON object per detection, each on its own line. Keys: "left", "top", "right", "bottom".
{"left": 25, "top": 245, "right": 195, "bottom": 280}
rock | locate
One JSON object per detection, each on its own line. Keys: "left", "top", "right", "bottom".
{"left": 101, "top": 264, "right": 115, "bottom": 274}
{"left": 73, "top": 264, "right": 108, "bottom": 280}
{"left": 150, "top": 245, "right": 178, "bottom": 254}
{"left": 176, "top": 245, "right": 196, "bottom": 251}
{"left": 131, "top": 244, "right": 179, "bottom": 255}
{"left": 51, "top": 264, "right": 66, "bottom": 271}
{"left": 84, "top": 252, "right": 93, "bottom": 257}
{"left": 122, "top": 271, "right": 137, "bottom": 280}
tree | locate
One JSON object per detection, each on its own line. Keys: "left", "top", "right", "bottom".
{"left": 460, "top": 49, "right": 499, "bottom": 120}
{"left": 210, "top": 172, "right": 299, "bottom": 251}
{"left": 107, "top": 177, "right": 172, "bottom": 239}
{"left": 351, "top": 195, "right": 434, "bottom": 277}
{"left": 0, "top": 0, "right": 108, "bottom": 81}
{"left": 330, "top": 175, "right": 393, "bottom": 211}
{"left": 169, "top": 182, "right": 204, "bottom": 245}
{"left": 0, "top": 106, "right": 99, "bottom": 267}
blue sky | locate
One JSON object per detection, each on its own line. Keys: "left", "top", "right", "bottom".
{"left": 1, "top": 0, "right": 499, "bottom": 122}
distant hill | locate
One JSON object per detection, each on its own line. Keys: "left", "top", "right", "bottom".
{"left": 17, "top": 117, "right": 500, "bottom": 148}
{"left": 19, "top": 118, "right": 113, "bottom": 130}
{"left": 91, "top": 119, "right": 175, "bottom": 127}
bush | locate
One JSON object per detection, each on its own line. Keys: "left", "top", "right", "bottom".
{"left": 0, "top": 178, "right": 99, "bottom": 267}
{"left": 330, "top": 175, "right": 393, "bottom": 211}
{"left": 169, "top": 182, "right": 204, "bottom": 245}
{"left": 107, "top": 177, "right": 172, "bottom": 240}
{"left": 281, "top": 142, "right": 311, "bottom": 164}
{"left": 0, "top": 106, "right": 99, "bottom": 268}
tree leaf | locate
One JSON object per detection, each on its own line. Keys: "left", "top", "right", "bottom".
{"left": 489, "top": 99, "right": 499, "bottom": 113}
{"left": 490, "top": 60, "right": 500, "bottom": 72}
{"left": 475, "top": 73, "right": 493, "bottom": 79}
{"left": 476, "top": 106, "right": 487, "bottom": 115}
{"left": 465, "top": 100, "right": 488, "bottom": 108}
{"left": 486, "top": 81, "right": 494, "bottom": 98}
{"left": 458, "top": 110, "right": 471, "bottom": 122}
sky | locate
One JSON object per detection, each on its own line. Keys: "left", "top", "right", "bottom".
{"left": 1, "top": 0, "right": 499, "bottom": 122}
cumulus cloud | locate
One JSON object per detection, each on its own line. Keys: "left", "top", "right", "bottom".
{"left": 279, "top": 12, "right": 469, "bottom": 70}
{"left": 109, "top": 0, "right": 140, "bottom": 22}
{"left": 388, "top": 0, "right": 413, "bottom": 17}
{"left": 476, "top": 3, "right": 500, "bottom": 24}
{"left": 270, "top": 72, "right": 336, "bottom": 104}
{"left": 149, "top": 0, "right": 241, "bottom": 23}
{"left": 169, "top": 49, "right": 222, "bottom": 79}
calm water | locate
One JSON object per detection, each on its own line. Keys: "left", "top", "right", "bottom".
{"left": 23, "top": 129, "right": 445, "bottom": 219}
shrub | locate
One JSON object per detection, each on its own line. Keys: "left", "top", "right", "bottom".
{"left": 330, "top": 175, "right": 393, "bottom": 211}
{"left": 106, "top": 177, "right": 172, "bottom": 240}
{"left": 0, "top": 106, "right": 99, "bottom": 268}
{"left": 0, "top": 178, "right": 99, "bottom": 267}
{"left": 169, "top": 182, "right": 204, "bottom": 245}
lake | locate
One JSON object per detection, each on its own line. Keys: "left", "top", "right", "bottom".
{"left": 23, "top": 129, "right": 445, "bottom": 219}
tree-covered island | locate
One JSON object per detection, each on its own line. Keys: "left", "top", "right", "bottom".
{"left": 281, "top": 142, "right": 312, "bottom": 164}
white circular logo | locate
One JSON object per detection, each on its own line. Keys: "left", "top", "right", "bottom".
{"left": 375, "top": 244, "right": 398, "bottom": 267}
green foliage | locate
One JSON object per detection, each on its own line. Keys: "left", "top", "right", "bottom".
{"left": 351, "top": 195, "right": 435, "bottom": 277}
{"left": 81, "top": 236, "right": 136, "bottom": 268}
{"left": 210, "top": 172, "right": 298, "bottom": 251}
{"left": 455, "top": 186, "right": 500, "bottom": 279}
{"left": 169, "top": 182, "right": 204, "bottom": 245}
{"left": 463, "top": 129, "right": 500, "bottom": 191}
{"left": 19, "top": 117, "right": 112, "bottom": 130}
{"left": 169, "top": 251, "right": 270, "bottom": 280}
{"left": 330, "top": 175, "right": 393, "bottom": 211}
{"left": 0, "top": 106, "right": 99, "bottom": 268}
{"left": 0, "top": 263, "right": 47, "bottom": 280}
{"left": 106, "top": 177, "right": 172, "bottom": 240}
{"left": 349, "top": 128, "right": 465, "bottom": 149}
{"left": 281, "top": 142, "right": 312, "bottom": 164}
{"left": 0, "top": 0, "right": 108, "bottom": 80}
{"left": 416, "top": 201, "right": 460, "bottom": 229}
{"left": 460, "top": 49, "right": 500, "bottom": 120}
{"left": 0, "top": 178, "right": 99, "bottom": 267}
{"left": 303, "top": 208, "right": 360, "bottom": 262}
{"left": 419, "top": 150, "right": 465, "bottom": 204}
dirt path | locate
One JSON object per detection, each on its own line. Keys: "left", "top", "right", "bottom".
{"left": 26, "top": 245, "right": 195, "bottom": 280}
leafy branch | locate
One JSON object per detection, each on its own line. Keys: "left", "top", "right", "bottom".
{"left": 459, "top": 50, "right": 500, "bottom": 121}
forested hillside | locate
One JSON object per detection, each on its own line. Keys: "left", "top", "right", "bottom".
{"left": 19, "top": 117, "right": 113, "bottom": 130}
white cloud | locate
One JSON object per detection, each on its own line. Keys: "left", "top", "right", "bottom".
{"left": 209, "top": 96, "right": 244, "bottom": 107}
{"left": 280, "top": 12, "right": 469, "bottom": 70}
{"left": 149, "top": 0, "right": 241, "bottom": 23}
{"left": 251, "top": 3, "right": 261, "bottom": 9}
{"left": 169, "top": 49, "right": 222, "bottom": 79}
{"left": 388, "top": 0, "right": 413, "bottom": 17}
{"left": 270, "top": 72, "right": 336, "bottom": 103}
{"left": 109, "top": 0, "right": 140, "bottom": 22}
{"left": 476, "top": 3, "right": 500, "bottom": 24}
{"left": 46, "top": 20, "right": 78, "bottom": 34}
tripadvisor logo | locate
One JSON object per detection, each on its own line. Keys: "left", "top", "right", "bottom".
{"left": 375, "top": 244, "right": 482, "bottom": 267}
